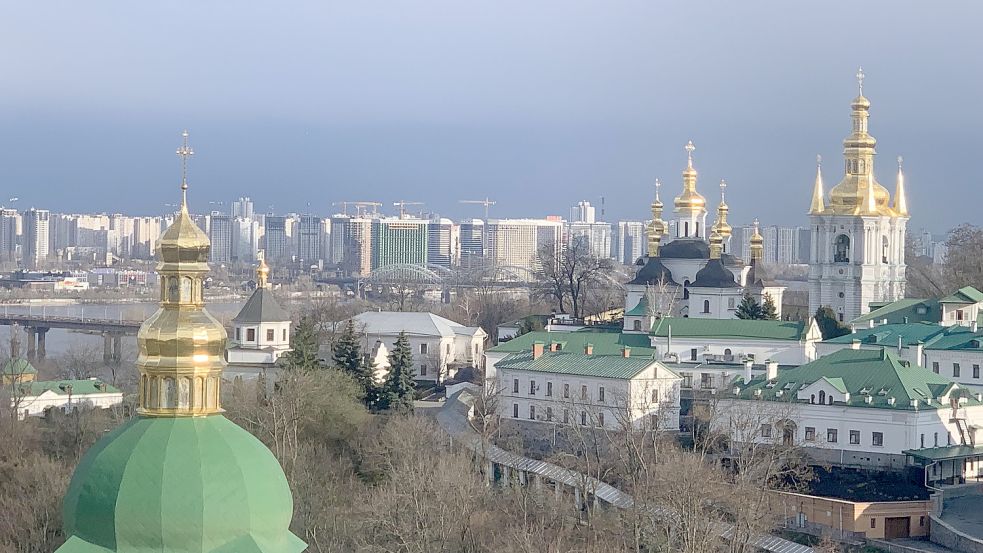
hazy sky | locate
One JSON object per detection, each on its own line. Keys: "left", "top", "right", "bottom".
{"left": 1, "top": 1, "right": 980, "bottom": 232}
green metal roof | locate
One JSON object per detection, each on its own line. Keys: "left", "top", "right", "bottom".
{"left": 19, "top": 379, "right": 120, "bottom": 397}
{"left": 59, "top": 416, "right": 305, "bottom": 553}
{"left": 904, "top": 444, "right": 983, "bottom": 462}
{"left": 2, "top": 357, "right": 37, "bottom": 375}
{"left": 491, "top": 329, "right": 655, "bottom": 357}
{"left": 825, "top": 322, "right": 983, "bottom": 351}
{"left": 625, "top": 295, "right": 650, "bottom": 317}
{"left": 497, "top": 350, "right": 658, "bottom": 379}
{"left": 650, "top": 317, "right": 808, "bottom": 341}
{"left": 852, "top": 298, "right": 939, "bottom": 325}
{"left": 733, "top": 348, "right": 981, "bottom": 411}
{"left": 939, "top": 286, "right": 983, "bottom": 304}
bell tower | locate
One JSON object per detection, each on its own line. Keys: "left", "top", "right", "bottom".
{"left": 808, "top": 69, "right": 908, "bottom": 323}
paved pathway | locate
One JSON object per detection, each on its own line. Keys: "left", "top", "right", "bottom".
{"left": 942, "top": 495, "right": 983, "bottom": 540}
{"left": 436, "top": 390, "right": 813, "bottom": 553}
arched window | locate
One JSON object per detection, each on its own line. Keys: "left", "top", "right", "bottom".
{"left": 683, "top": 280, "right": 690, "bottom": 300}
{"left": 810, "top": 394, "right": 816, "bottom": 404}
{"left": 178, "top": 377, "right": 191, "bottom": 408}
{"left": 881, "top": 236, "right": 889, "bottom": 264}
{"left": 818, "top": 390, "right": 826, "bottom": 404}
{"left": 834, "top": 235, "right": 850, "bottom": 263}
{"left": 162, "top": 378, "right": 176, "bottom": 408}
{"left": 633, "top": 320, "right": 641, "bottom": 331}
{"left": 703, "top": 300, "right": 710, "bottom": 313}
{"left": 828, "top": 395, "right": 834, "bottom": 405}
{"left": 724, "top": 348, "right": 732, "bottom": 356}
{"left": 684, "top": 221, "right": 690, "bottom": 237}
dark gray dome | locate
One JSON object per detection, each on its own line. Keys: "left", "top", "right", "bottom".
{"left": 629, "top": 257, "right": 678, "bottom": 286}
{"left": 691, "top": 259, "right": 739, "bottom": 288}
{"left": 659, "top": 239, "right": 709, "bottom": 259}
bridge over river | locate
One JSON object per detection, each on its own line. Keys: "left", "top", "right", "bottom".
{"left": 0, "top": 312, "right": 142, "bottom": 363}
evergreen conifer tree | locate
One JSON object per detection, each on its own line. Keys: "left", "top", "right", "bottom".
{"left": 761, "top": 293, "right": 779, "bottom": 320}
{"left": 379, "top": 331, "right": 416, "bottom": 411}
{"left": 331, "top": 319, "right": 374, "bottom": 390}
{"left": 814, "top": 306, "right": 851, "bottom": 339}
{"left": 735, "top": 292, "right": 763, "bottom": 320}
{"left": 280, "top": 316, "right": 324, "bottom": 371}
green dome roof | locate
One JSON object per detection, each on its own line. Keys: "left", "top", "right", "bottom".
{"left": 58, "top": 416, "right": 305, "bottom": 553}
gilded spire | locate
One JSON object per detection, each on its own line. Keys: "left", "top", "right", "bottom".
{"left": 864, "top": 170, "right": 878, "bottom": 215}
{"left": 136, "top": 131, "right": 228, "bottom": 417}
{"left": 894, "top": 156, "right": 908, "bottom": 216}
{"left": 749, "top": 218, "right": 764, "bottom": 262}
{"left": 856, "top": 66, "right": 865, "bottom": 96}
{"left": 713, "top": 179, "right": 732, "bottom": 242}
{"left": 674, "top": 140, "right": 707, "bottom": 214}
{"left": 256, "top": 256, "right": 271, "bottom": 288}
{"left": 809, "top": 155, "right": 826, "bottom": 214}
{"left": 176, "top": 130, "right": 194, "bottom": 211}
{"left": 647, "top": 178, "right": 667, "bottom": 257}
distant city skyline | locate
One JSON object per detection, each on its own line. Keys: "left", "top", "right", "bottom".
{"left": 2, "top": 2, "right": 981, "bottom": 232}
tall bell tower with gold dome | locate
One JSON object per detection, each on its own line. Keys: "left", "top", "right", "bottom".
{"left": 807, "top": 69, "right": 909, "bottom": 323}
{"left": 673, "top": 140, "right": 708, "bottom": 239}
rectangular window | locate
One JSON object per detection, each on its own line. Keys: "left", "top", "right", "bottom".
{"left": 933, "top": 362, "right": 940, "bottom": 374}
{"left": 598, "top": 386, "right": 605, "bottom": 403}
{"left": 246, "top": 328, "right": 256, "bottom": 342}
{"left": 563, "top": 383, "right": 570, "bottom": 399}
{"left": 546, "top": 406, "right": 553, "bottom": 421}
{"left": 701, "top": 373, "right": 712, "bottom": 389}
{"left": 420, "top": 364, "right": 427, "bottom": 376}
{"left": 598, "top": 412, "right": 604, "bottom": 427}
{"left": 581, "top": 385, "right": 588, "bottom": 400}
{"left": 235, "top": 328, "right": 241, "bottom": 341}
{"left": 580, "top": 411, "right": 587, "bottom": 426}
{"left": 512, "top": 404, "right": 518, "bottom": 418}
{"left": 513, "top": 379, "right": 519, "bottom": 393}
{"left": 975, "top": 364, "right": 981, "bottom": 379}
{"left": 690, "top": 348, "right": 698, "bottom": 361}
{"left": 804, "top": 427, "right": 816, "bottom": 441}
{"left": 850, "top": 430, "right": 861, "bottom": 445}
{"left": 871, "top": 518, "right": 876, "bottom": 529}
{"left": 283, "top": 329, "right": 287, "bottom": 340}
{"left": 920, "top": 516, "right": 925, "bottom": 527}
{"left": 546, "top": 382, "right": 553, "bottom": 397}
{"left": 563, "top": 409, "right": 569, "bottom": 424}
{"left": 827, "top": 429, "right": 838, "bottom": 443}
{"left": 954, "top": 363, "right": 961, "bottom": 378}
{"left": 760, "top": 424, "right": 772, "bottom": 438}
{"left": 529, "top": 380, "right": 536, "bottom": 395}
{"left": 682, "top": 373, "right": 693, "bottom": 388}
{"left": 651, "top": 389, "right": 659, "bottom": 403}
{"left": 266, "top": 329, "right": 274, "bottom": 342}
{"left": 529, "top": 405, "right": 535, "bottom": 420}
{"left": 921, "top": 434, "right": 925, "bottom": 448}
{"left": 872, "top": 432, "right": 883, "bottom": 447}
{"left": 420, "top": 343, "right": 428, "bottom": 354}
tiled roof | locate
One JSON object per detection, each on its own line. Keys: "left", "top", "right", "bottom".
{"left": 733, "top": 348, "right": 980, "bottom": 411}
{"left": 497, "top": 350, "right": 658, "bottom": 379}
{"left": 650, "top": 317, "right": 808, "bottom": 341}
{"left": 490, "top": 329, "right": 655, "bottom": 357}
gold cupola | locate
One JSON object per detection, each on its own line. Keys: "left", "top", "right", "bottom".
{"left": 256, "top": 255, "right": 271, "bottom": 288}
{"left": 647, "top": 178, "right": 668, "bottom": 256}
{"left": 749, "top": 218, "right": 764, "bottom": 262}
{"left": 708, "top": 230, "right": 724, "bottom": 260}
{"left": 136, "top": 131, "right": 228, "bottom": 417}
{"left": 826, "top": 67, "right": 895, "bottom": 216}
{"left": 711, "top": 179, "right": 732, "bottom": 242}
{"left": 674, "top": 140, "right": 707, "bottom": 214}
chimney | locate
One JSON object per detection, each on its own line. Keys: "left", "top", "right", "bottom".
{"left": 976, "top": 393, "right": 982, "bottom": 402}
{"left": 915, "top": 341, "right": 924, "bottom": 367}
{"left": 744, "top": 360, "right": 753, "bottom": 383}
{"left": 532, "top": 341, "right": 544, "bottom": 360}
{"left": 584, "top": 343, "right": 594, "bottom": 355}
{"left": 972, "top": 320, "right": 979, "bottom": 333}
{"left": 851, "top": 339, "right": 861, "bottom": 350}
{"left": 622, "top": 345, "right": 631, "bottom": 358}
{"left": 766, "top": 360, "right": 778, "bottom": 380}
{"left": 549, "top": 342, "right": 560, "bottom": 352}
{"left": 868, "top": 319, "right": 875, "bottom": 329}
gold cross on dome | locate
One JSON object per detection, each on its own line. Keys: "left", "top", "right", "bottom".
{"left": 685, "top": 140, "right": 695, "bottom": 166}
{"left": 856, "top": 66, "right": 865, "bottom": 95}
{"left": 176, "top": 130, "right": 194, "bottom": 206}
{"left": 654, "top": 178, "right": 662, "bottom": 201}
{"left": 719, "top": 179, "right": 727, "bottom": 202}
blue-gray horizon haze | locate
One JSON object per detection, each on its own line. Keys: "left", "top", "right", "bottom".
{"left": 1, "top": 1, "right": 980, "bottom": 232}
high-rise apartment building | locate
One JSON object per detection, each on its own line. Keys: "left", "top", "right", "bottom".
{"left": 232, "top": 197, "right": 254, "bottom": 220}
{"left": 427, "top": 218, "right": 459, "bottom": 268}
{"left": 296, "top": 214, "right": 323, "bottom": 266}
{"left": 264, "top": 216, "right": 288, "bottom": 262}
{"left": 614, "top": 221, "right": 646, "bottom": 265}
{"left": 459, "top": 219, "right": 484, "bottom": 267}
{"left": 569, "top": 201, "right": 596, "bottom": 224}
{"left": 231, "top": 217, "right": 260, "bottom": 263}
{"left": 371, "top": 218, "right": 428, "bottom": 270}
{"left": 208, "top": 213, "right": 232, "bottom": 264}
{"left": 486, "top": 219, "right": 562, "bottom": 274}
{"left": 0, "top": 209, "right": 19, "bottom": 263}
{"left": 566, "top": 221, "right": 613, "bottom": 259}
{"left": 329, "top": 215, "right": 373, "bottom": 276}
{"left": 23, "top": 208, "right": 50, "bottom": 269}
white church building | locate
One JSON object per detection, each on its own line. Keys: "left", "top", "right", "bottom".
{"left": 226, "top": 259, "right": 292, "bottom": 378}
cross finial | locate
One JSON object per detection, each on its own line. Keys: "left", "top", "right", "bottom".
{"left": 685, "top": 140, "right": 695, "bottom": 168}
{"left": 719, "top": 179, "right": 727, "bottom": 202}
{"left": 176, "top": 130, "right": 194, "bottom": 208}
{"left": 753, "top": 218, "right": 760, "bottom": 232}
{"left": 897, "top": 155, "right": 903, "bottom": 170}
{"left": 856, "top": 66, "right": 865, "bottom": 95}
{"left": 817, "top": 154, "right": 822, "bottom": 167}
{"left": 654, "top": 178, "right": 662, "bottom": 201}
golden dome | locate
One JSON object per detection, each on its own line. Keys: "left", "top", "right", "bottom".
{"left": 256, "top": 257, "right": 271, "bottom": 288}
{"left": 708, "top": 230, "right": 723, "bottom": 259}
{"left": 712, "top": 179, "right": 732, "bottom": 239}
{"left": 749, "top": 219, "right": 764, "bottom": 261}
{"left": 137, "top": 132, "right": 228, "bottom": 418}
{"left": 674, "top": 141, "right": 707, "bottom": 213}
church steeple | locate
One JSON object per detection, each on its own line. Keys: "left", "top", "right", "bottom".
{"left": 136, "top": 131, "right": 228, "bottom": 417}
{"left": 647, "top": 179, "right": 667, "bottom": 257}
{"left": 894, "top": 156, "right": 909, "bottom": 216}
{"left": 809, "top": 155, "right": 826, "bottom": 214}
{"left": 749, "top": 218, "right": 764, "bottom": 262}
{"left": 673, "top": 141, "right": 708, "bottom": 238}
{"left": 712, "top": 179, "right": 732, "bottom": 250}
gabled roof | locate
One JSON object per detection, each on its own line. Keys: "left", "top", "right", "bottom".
{"left": 490, "top": 329, "right": 655, "bottom": 357}
{"left": 825, "top": 322, "right": 983, "bottom": 351}
{"left": 625, "top": 295, "right": 651, "bottom": 317}
{"left": 746, "top": 259, "right": 779, "bottom": 289}
{"left": 939, "top": 286, "right": 983, "bottom": 304}
{"left": 497, "top": 350, "right": 661, "bottom": 379}
{"left": 2, "top": 357, "right": 37, "bottom": 376}
{"left": 352, "top": 311, "right": 485, "bottom": 339}
{"left": 19, "top": 379, "right": 121, "bottom": 397}
{"left": 650, "top": 317, "right": 808, "bottom": 341}
{"left": 233, "top": 287, "right": 291, "bottom": 324}
{"left": 733, "top": 348, "right": 980, "bottom": 411}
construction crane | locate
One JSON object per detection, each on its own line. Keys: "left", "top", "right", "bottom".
{"left": 459, "top": 198, "right": 496, "bottom": 221}
{"left": 332, "top": 201, "right": 383, "bottom": 217}
{"left": 393, "top": 200, "right": 424, "bottom": 219}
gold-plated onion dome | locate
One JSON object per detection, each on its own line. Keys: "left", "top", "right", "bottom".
{"left": 708, "top": 230, "right": 723, "bottom": 259}
{"left": 137, "top": 131, "right": 228, "bottom": 417}
{"left": 750, "top": 218, "right": 764, "bottom": 261}
{"left": 647, "top": 179, "right": 668, "bottom": 257}
{"left": 711, "top": 179, "right": 732, "bottom": 240}
{"left": 256, "top": 256, "right": 271, "bottom": 288}
{"left": 674, "top": 141, "right": 707, "bottom": 213}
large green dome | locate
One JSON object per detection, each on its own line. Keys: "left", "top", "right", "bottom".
{"left": 58, "top": 416, "right": 306, "bottom": 553}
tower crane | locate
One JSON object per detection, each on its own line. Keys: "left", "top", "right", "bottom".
{"left": 393, "top": 200, "right": 424, "bottom": 219}
{"left": 332, "top": 201, "right": 383, "bottom": 217}
{"left": 459, "top": 197, "right": 496, "bottom": 222}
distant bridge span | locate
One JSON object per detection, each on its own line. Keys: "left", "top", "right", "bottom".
{"left": 0, "top": 313, "right": 142, "bottom": 363}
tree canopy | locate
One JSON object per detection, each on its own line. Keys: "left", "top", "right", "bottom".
{"left": 735, "top": 292, "right": 763, "bottom": 320}
{"left": 378, "top": 332, "right": 416, "bottom": 412}
{"left": 814, "top": 306, "right": 851, "bottom": 340}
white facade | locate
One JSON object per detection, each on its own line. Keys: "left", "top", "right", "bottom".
{"left": 14, "top": 382, "right": 123, "bottom": 419}
{"left": 486, "top": 219, "right": 562, "bottom": 274}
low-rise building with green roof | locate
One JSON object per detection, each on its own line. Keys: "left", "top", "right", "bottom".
{"left": 1, "top": 357, "right": 37, "bottom": 384}
{"left": 818, "top": 322, "right": 983, "bottom": 391}
{"left": 853, "top": 285, "right": 983, "bottom": 329}
{"left": 717, "top": 348, "right": 983, "bottom": 470}
{"left": 648, "top": 317, "right": 821, "bottom": 365}
{"left": 10, "top": 378, "right": 122, "bottom": 419}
